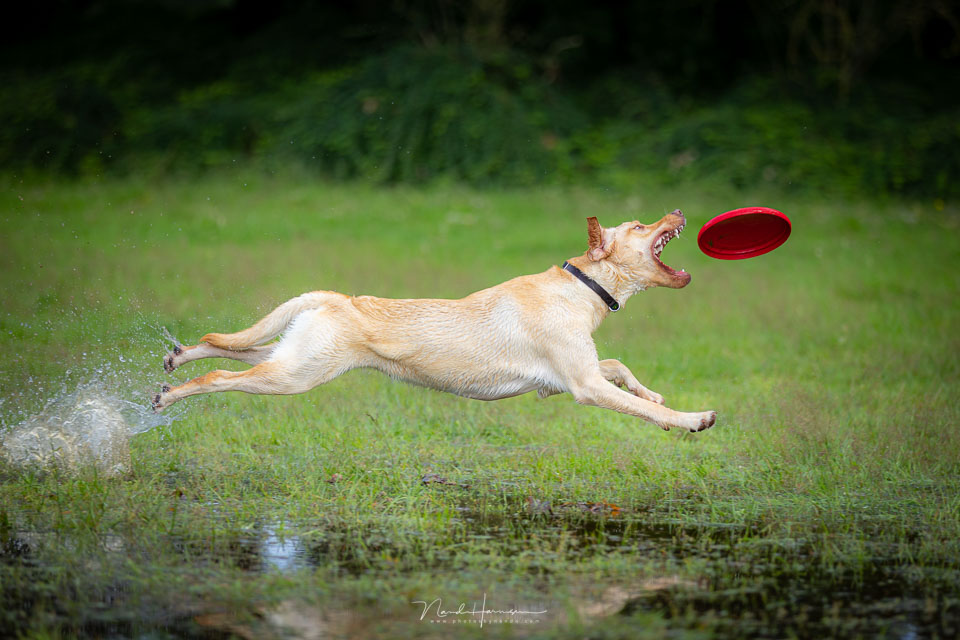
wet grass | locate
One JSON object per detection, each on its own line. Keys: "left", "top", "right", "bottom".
{"left": 1, "top": 170, "right": 959, "bottom": 638}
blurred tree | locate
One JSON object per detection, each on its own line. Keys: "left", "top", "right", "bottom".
{"left": 776, "top": 0, "right": 960, "bottom": 100}
{"left": 1, "top": 0, "right": 957, "bottom": 195}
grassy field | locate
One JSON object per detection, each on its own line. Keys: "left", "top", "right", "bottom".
{"left": 1, "top": 171, "right": 958, "bottom": 639}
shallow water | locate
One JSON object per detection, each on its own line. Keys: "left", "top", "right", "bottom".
{"left": 3, "top": 505, "right": 956, "bottom": 639}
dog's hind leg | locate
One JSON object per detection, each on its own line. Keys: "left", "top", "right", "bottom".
{"left": 154, "top": 308, "right": 359, "bottom": 412}
{"left": 598, "top": 359, "right": 664, "bottom": 405}
{"left": 200, "top": 292, "right": 337, "bottom": 351}
{"left": 164, "top": 343, "right": 276, "bottom": 372}
{"left": 152, "top": 359, "right": 333, "bottom": 411}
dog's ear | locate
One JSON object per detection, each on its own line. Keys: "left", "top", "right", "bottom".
{"left": 586, "top": 217, "right": 613, "bottom": 261}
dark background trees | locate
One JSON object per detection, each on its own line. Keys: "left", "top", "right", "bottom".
{"left": 2, "top": 0, "right": 958, "bottom": 196}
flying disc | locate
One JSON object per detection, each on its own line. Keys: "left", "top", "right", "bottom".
{"left": 697, "top": 207, "right": 791, "bottom": 260}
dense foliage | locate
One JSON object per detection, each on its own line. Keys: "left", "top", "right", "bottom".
{"left": 2, "top": 0, "right": 958, "bottom": 196}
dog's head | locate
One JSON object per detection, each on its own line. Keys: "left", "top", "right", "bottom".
{"left": 586, "top": 210, "right": 691, "bottom": 288}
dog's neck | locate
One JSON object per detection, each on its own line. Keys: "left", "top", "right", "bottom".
{"left": 565, "top": 255, "right": 648, "bottom": 309}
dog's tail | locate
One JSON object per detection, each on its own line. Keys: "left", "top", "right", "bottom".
{"left": 200, "top": 292, "right": 330, "bottom": 350}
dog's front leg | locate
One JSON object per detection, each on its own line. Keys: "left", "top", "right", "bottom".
{"left": 598, "top": 359, "right": 664, "bottom": 405}
{"left": 570, "top": 372, "right": 715, "bottom": 432}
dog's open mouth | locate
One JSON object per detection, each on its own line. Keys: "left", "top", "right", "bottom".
{"left": 652, "top": 222, "right": 687, "bottom": 278}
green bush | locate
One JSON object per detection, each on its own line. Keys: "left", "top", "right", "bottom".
{"left": 0, "top": 68, "right": 122, "bottom": 173}
{"left": 1, "top": 44, "right": 956, "bottom": 198}
{"left": 123, "top": 80, "right": 266, "bottom": 171}
{"left": 263, "top": 45, "right": 582, "bottom": 184}
{"left": 575, "top": 83, "right": 960, "bottom": 198}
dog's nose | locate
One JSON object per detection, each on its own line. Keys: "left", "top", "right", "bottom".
{"left": 670, "top": 209, "right": 684, "bottom": 220}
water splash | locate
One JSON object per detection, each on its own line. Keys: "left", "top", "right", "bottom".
{"left": 1, "top": 381, "right": 183, "bottom": 475}
{"left": 2, "top": 388, "right": 130, "bottom": 474}
{"left": 1, "top": 323, "right": 186, "bottom": 475}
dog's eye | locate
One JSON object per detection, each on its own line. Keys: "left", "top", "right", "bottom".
{"left": 633, "top": 225, "right": 644, "bottom": 230}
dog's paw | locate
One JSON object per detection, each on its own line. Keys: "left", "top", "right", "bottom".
{"left": 696, "top": 411, "right": 717, "bottom": 432}
{"left": 163, "top": 346, "right": 184, "bottom": 372}
{"left": 151, "top": 384, "right": 172, "bottom": 412}
{"left": 674, "top": 410, "right": 716, "bottom": 433}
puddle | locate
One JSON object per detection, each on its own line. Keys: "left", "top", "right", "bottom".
{"left": 260, "top": 525, "right": 306, "bottom": 573}
{"left": 2, "top": 489, "right": 958, "bottom": 639}
{"left": 1, "top": 507, "right": 958, "bottom": 639}
{"left": 625, "top": 564, "right": 959, "bottom": 639}
{"left": 167, "top": 523, "right": 310, "bottom": 574}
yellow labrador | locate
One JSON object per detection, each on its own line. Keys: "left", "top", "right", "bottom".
{"left": 154, "top": 211, "right": 716, "bottom": 432}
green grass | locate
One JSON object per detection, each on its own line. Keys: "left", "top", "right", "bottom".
{"left": 1, "top": 171, "right": 958, "bottom": 638}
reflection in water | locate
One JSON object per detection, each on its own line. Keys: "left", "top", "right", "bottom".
{"left": 259, "top": 525, "right": 305, "bottom": 573}
{"left": 1, "top": 510, "right": 957, "bottom": 639}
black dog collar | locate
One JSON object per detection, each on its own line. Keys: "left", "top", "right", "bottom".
{"left": 562, "top": 261, "right": 620, "bottom": 312}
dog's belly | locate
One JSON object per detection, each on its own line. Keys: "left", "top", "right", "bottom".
{"left": 364, "top": 337, "right": 561, "bottom": 401}
{"left": 367, "top": 346, "right": 557, "bottom": 400}
{"left": 348, "top": 293, "right": 566, "bottom": 400}
{"left": 397, "top": 368, "right": 544, "bottom": 401}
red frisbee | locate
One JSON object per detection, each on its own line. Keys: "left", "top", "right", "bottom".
{"left": 697, "top": 207, "right": 791, "bottom": 260}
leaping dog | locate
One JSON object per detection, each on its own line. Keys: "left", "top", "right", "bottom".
{"left": 154, "top": 211, "right": 716, "bottom": 432}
